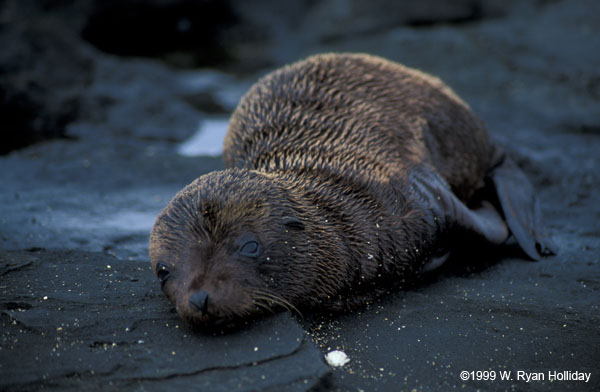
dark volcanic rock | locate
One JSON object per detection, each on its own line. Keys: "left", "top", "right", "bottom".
{"left": 307, "top": 247, "right": 600, "bottom": 391}
{"left": 0, "top": 249, "right": 330, "bottom": 391}
{"left": 0, "top": 0, "right": 557, "bottom": 153}
{"left": 81, "top": 0, "right": 236, "bottom": 68}
{"left": 0, "top": 136, "right": 226, "bottom": 259}
{"left": 0, "top": 5, "right": 94, "bottom": 154}
{"left": 0, "top": 0, "right": 239, "bottom": 154}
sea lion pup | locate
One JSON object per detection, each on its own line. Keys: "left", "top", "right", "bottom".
{"left": 150, "top": 53, "right": 556, "bottom": 327}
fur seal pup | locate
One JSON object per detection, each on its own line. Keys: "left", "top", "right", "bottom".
{"left": 150, "top": 53, "right": 555, "bottom": 327}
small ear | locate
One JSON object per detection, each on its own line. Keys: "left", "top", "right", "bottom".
{"left": 283, "top": 216, "right": 305, "bottom": 231}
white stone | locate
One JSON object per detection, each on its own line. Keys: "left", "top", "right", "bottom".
{"left": 325, "top": 350, "right": 350, "bottom": 367}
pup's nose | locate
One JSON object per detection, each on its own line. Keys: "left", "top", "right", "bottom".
{"left": 189, "top": 290, "right": 210, "bottom": 314}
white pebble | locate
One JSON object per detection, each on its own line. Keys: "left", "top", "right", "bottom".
{"left": 325, "top": 350, "right": 350, "bottom": 367}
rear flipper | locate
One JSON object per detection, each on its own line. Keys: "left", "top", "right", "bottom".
{"left": 410, "top": 169, "right": 510, "bottom": 272}
{"left": 410, "top": 158, "right": 556, "bottom": 273}
{"left": 487, "top": 155, "right": 557, "bottom": 260}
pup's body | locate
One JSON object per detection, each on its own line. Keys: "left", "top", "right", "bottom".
{"left": 150, "top": 53, "right": 555, "bottom": 327}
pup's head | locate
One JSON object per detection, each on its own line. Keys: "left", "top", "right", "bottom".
{"left": 149, "top": 169, "right": 343, "bottom": 328}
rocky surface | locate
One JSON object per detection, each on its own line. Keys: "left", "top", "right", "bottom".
{"left": 1, "top": 0, "right": 599, "bottom": 391}
{"left": 1, "top": 250, "right": 329, "bottom": 391}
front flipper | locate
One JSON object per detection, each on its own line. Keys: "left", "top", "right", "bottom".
{"left": 488, "top": 156, "right": 557, "bottom": 260}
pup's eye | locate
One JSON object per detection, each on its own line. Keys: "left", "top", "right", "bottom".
{"left": 156, "top": 262, "right": 170, "bottom": 286}
{"left": 239, "top": 240, "right": 260, "bottom": 258}
{"left": 283, "top": 216, "right": 305, "bottom": 231}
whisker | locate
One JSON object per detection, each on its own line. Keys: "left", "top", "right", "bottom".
{"left": 252, "top": 300, "right": 277, "bottom": 314}
{"left": 250, "top": 289, "right": 303, "bottom": 319}
{"left": 253, "top": 295, "right": 292, "bottom": 314}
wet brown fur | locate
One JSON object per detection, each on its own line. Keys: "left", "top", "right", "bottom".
{"left": 150, "top": 53, "right": 501, "bottom": 326}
